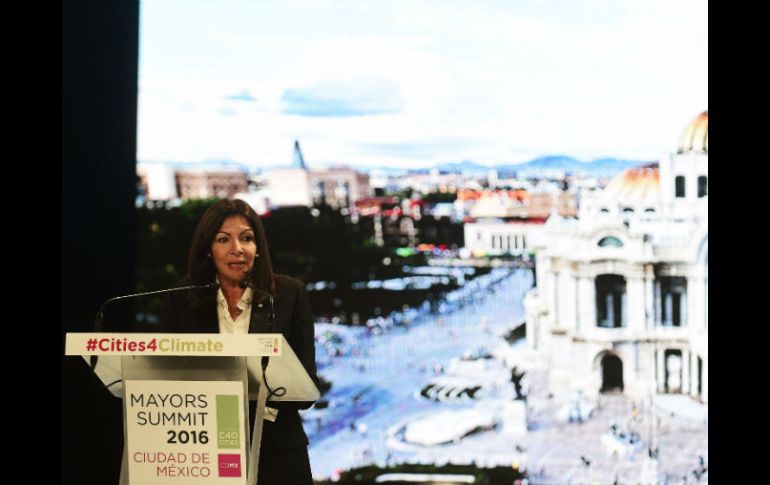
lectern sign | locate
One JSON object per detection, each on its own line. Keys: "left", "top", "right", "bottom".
{"left": 124, "top": 380, "right": 247, "bottom": 484}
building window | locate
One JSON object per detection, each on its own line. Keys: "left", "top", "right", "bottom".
{"left": 675, "top": 176, "right": 686, "bottom": 198}
{"left": 698, "top": 176, "right": 708, "bottom": 198}
{"left": 598, "top": 236, "right": 623, "bottom": 248}
{"left": 595, "top": 274, "right": 626, "bottom": 328}
{"left": 697, "top": 356, "right": 703, "bottom": 397}
{"left": 659, "top": 276, "right": 687, "bottom": 327}
{"left": 335, "top": 180, "right": 350, "bottom": 207}
{"left": 664, "top": 349, "right": 683, "bottom": 393}
{"left": 312, "top": 181, "right": 326, "bottom": 205}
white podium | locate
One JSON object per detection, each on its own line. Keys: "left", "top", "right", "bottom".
{"left": 65, "top": 333, "right": 319, "bottom": 485}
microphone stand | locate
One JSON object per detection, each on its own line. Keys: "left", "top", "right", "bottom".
{"left": 238, "top": 280, "right": 282, "bottom": 400}
{"left": 90, "top": 283, "right": 218, "bottom": 369}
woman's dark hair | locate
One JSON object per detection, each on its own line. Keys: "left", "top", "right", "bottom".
{"left": 186, "top": 198, "right": 274, "bottom": 307}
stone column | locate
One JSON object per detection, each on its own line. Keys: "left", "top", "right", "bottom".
{"left": 552, "top": 271, "right": 560, "bottom": 325}
{"left": 524, "top": 291, "right": 540, "bottom": 351}
{"left": 644, "top": 344, "right": 657, "bottom": 395}
{"left": 680, "top": 292, "right": 688, "bottom": 327}
{"left": 581, "top": 275, "right": 596, "bottom": 328}
{"left": 688, "top": 274, "right": 703, "bottom": 333}
{"left": 682, "top": 349, "right": 690, "bottom": 394}
{"left": 654, "top": 281, "right": 662, "bottom": 327}
{"left": 559, "top": 267, "right": 577, "bottom": 330}
{"left": 575, "top": 272, "right": 582, "bottom": 331}
{"left": 645, "top": 269, "right": 655, "bottom": 329}
{"left": 541, "top": 259, "right": 553, "bottom": 311}
{"left": 627, "top": 276, "right": 645, "bottom": 333}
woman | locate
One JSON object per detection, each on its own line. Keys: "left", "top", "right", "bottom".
{"left": 165, "top": 198, "right": 318, "bottom": 485}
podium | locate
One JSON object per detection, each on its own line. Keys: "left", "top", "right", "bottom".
{"left": 65, "top": 333, "right": 319, "bottom": 485}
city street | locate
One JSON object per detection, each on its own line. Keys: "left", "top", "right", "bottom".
{"left": 303, "top": 269, "right": 708, "bottom": 484}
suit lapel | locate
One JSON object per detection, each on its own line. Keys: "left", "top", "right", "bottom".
{"left": 197, "top": 300, "right": 219, "bottom": 333}
{"left": 248, "top": 300, "right": 271, "bottom": 334}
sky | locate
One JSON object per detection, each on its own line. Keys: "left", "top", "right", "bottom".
{"left": 136, "top": 0, "right": 708, "bottom": 170}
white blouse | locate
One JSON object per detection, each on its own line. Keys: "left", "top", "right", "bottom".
{"left": 215, "top": 287, "right": 253, "bottom": 334}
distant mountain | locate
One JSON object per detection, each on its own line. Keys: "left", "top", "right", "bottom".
{"left": 497, "top": 155, "right": 583, "bottom": 174}
{"left": 436, "top": 156, "right": 647, "bottom": 177}
{"left": 582, "top": 158, "right": 651, "bottom": 176}
{"left": 349, "top": 161, "right": 490, "bottom": 175}
{"left": 433, "top": 160, "right": 493, "bottom": 173}
{"left": 144, "top": 155, "right": 648, "bottom": 178}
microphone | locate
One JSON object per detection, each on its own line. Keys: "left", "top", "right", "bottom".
{"left": 238, "top": 277, "right": 276, "bottom": 332}
{"left": 90, "top": 282, "right": 218, "bottom": 369}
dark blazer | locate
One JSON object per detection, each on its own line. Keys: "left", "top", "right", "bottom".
{"left": 162, "top": 274, "right": 318, "bottom": 450}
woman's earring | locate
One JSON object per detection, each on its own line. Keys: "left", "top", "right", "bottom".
{"left": 206, "top": 252, "right": 211, "bottom": 258}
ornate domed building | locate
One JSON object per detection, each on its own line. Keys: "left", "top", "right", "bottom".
{"left": 524, "top": 112, "right": 708, "bottom": 402}
{"left": 677, "top": 111, "right": 708, "bottom": 154}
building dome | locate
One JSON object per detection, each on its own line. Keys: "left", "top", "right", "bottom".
{"left": 677, "top": 111, "right": 708, "bottom": 154}
{"left": 603, "top": 163, "right": 660, "bottom": 206}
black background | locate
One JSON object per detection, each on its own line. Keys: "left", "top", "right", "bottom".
{"left": 63, "top": 0, "right": 138, "bottom": 483}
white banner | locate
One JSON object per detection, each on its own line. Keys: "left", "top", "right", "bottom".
{"left": 124, "top": 380, "right": 247, "bottom": 484}
{"left": 65, "top": 333, "right": 282, "bottom": 357}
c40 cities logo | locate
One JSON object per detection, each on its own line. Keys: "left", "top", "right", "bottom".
{"left": 216, "top": 395, "right": 242, "bottom": 477}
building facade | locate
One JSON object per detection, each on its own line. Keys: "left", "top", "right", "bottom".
{"left": 310, "top": 167, "right": 371, "bottom": 209}
{"left": 175, "top": 169, "right": 249, "bottom": 200}
{"left": 524, "top": 112, "right": 708, "bottom": 403}
{"left": 258, "top": 141, "right": 371, "bottom": 209}
{"left": 464, "top": 220, "right": 542, "bottom": 255}
{"left": 461, "top": 189, "right": 578, "bottom": 256}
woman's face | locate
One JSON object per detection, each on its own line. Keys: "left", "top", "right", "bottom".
{"left": 210, "top": 215, "right": 258, "bottom": 287}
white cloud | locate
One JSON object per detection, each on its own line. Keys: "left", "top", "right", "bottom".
{"left": 137, "top": 0, "right": 707, "bottom": 168}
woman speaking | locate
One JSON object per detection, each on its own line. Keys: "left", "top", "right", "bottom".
{"left": 164, "top": 198, "right": 318, "bottom": 485}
